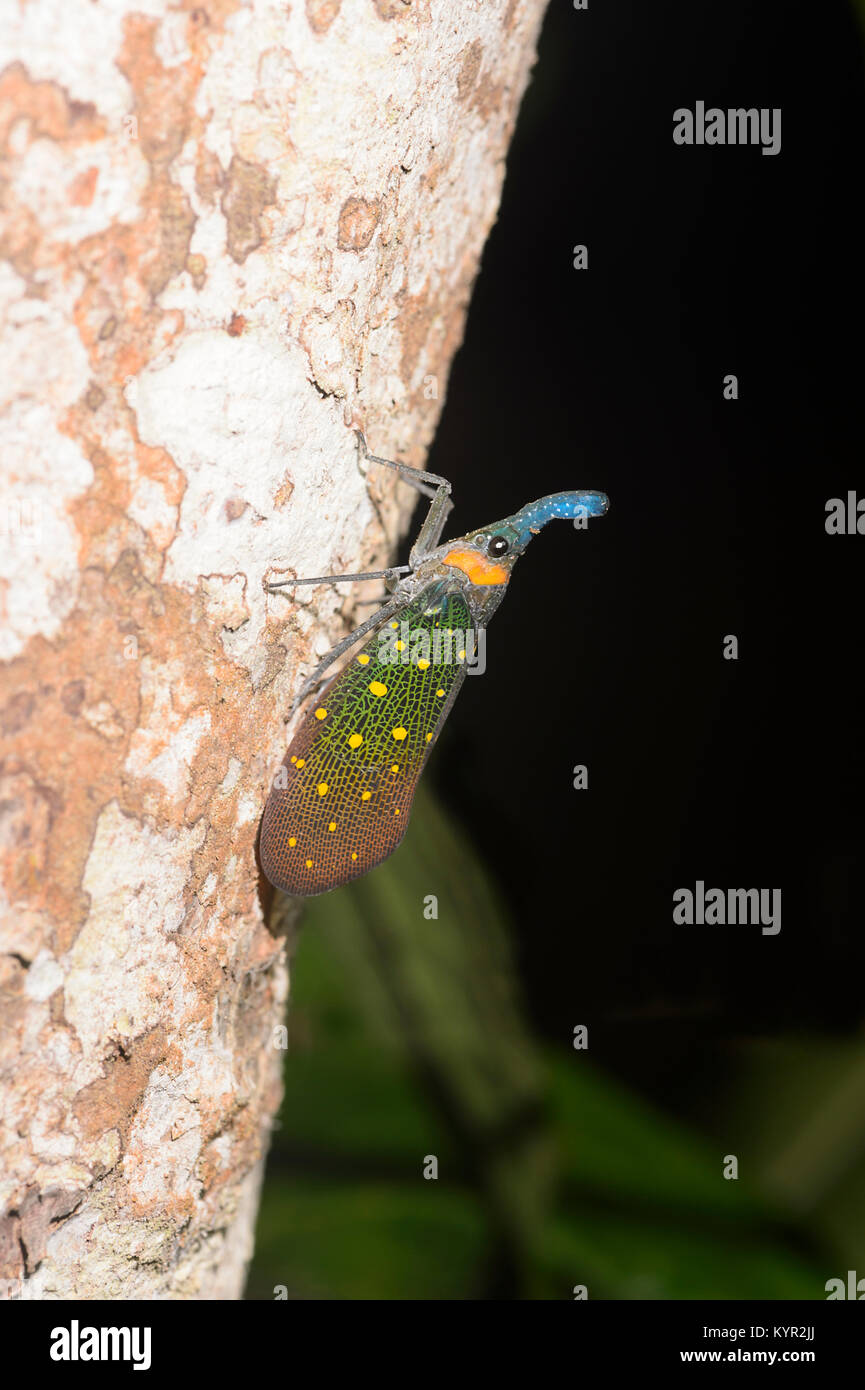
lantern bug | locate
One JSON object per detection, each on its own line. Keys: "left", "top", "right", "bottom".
{"left": 260, "top": 431, "right": 608, "bottom": 896}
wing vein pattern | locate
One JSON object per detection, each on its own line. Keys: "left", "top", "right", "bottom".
{"left": 260, "top": 579, "right": 471, "bottom": 895}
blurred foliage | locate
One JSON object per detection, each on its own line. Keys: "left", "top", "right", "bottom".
{"left": 247, "top": 783, "right": 862, "bottom": 1299}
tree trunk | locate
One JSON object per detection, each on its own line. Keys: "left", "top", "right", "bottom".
{"left": 0, "top": 0, "right": 549, "bottom": 1299}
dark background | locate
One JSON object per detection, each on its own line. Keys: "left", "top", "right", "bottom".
{"left": 422, "top": 0, "right": 865, "bottom": 1113}
{"left": 250, "top": 0, "right": 865, "bottom": 1300}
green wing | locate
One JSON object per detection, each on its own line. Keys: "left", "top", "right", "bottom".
{"left": 261, "top": 580, "right": 473, "bottom": 895}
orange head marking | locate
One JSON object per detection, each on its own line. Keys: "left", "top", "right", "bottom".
{"left": 442, "top": 548, "right": 509, "bottom": 587}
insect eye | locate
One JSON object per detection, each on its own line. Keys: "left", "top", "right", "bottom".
{"left": 487, "top": 535, "right": 510, "bottom": 558}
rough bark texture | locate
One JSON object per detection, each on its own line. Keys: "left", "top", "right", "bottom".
{"left": 0, "top": 0, "right": 548, "bottom": 1299}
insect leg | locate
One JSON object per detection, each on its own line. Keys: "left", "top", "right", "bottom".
{"left": 355, "top": 430, "right": 454, "bottom": 562}
{"left": 266, "top": 565, "right": 409, "bottom": 592}
{"left": 408, "top": 483, "right": 454, "bottom": 566}
{"left": 287, "top": 593, "right": 406, "bottom": 717}
{"left": 355, "top": 430, "right": 450, "bottom": 498}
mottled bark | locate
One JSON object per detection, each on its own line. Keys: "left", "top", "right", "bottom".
{"left": 0, "top": 0, "right": 548, "bottom": 1299}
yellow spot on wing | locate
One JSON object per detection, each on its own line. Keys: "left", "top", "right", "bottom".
{"left": 417, "top": 658, "right": 430, "bottom": 670}
{"left": 362, "top": 790, "right": 372, "bottom": 801}
{"left": 314, "top": 707, "right": 327, "bottom": 720}
{"left": 289, "top": 837, "right": 296, "bottom": 847}
{"left": 306, "top": 859, "right": 313, "bottom": 868}
{"left": 317, "top": 783, "right": 328, "bottom": 796}
{"left": 436, "top": 689, "right": 445, "bottom": 698}
{"left": 296, "top": 759, "right": 305, "bottom": 768}
{"left": 348, "top": 733, "right": 363, "bottom": 748}
{"left": 328, "top": 822, "right": 336, "bottom": 832}
{"left": 369, "top": 680, "right": 387, "bottom": 697}
{"left": 358, "top": 654, "right": 370, "bottom": 665}
{"left": 392, "top": 727, "right": 407, "bottom": 741}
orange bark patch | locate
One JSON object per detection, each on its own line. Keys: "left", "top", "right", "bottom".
{"left": 73, "top": 1027, "right": 168, "bottom": 1143}
{"left": 273, "top": 474, "right": 295, "bottom": 510}
{"left": 456, "top": 39, "right": 484, "bottom": 101}
{"left": 117, "top": 16, "right": 197, "bottom": 170}
{"left": 337, "top": 195, "right": 381, "bottom": 252}
{"left": 186, "top": 251, "right": 207, "bottom": 289}
{"left": 195, "top": 146, "right": 224, "bottom": 205}
{"left": 0, "top": 63, "right": 104, "bottom": 152}
{"left": 69, "top": 166, "right": 99, "bottom": 207}
{"left": 306, "top": 0, "right": 342, "bottom": 33}
{"left": 147, "top": 184, "right": 197, "bottom": 298}
{"left": 1, "top": 1187, "right": 85, "bottom": 1280}
{"left": 0, "top": 767, "right": 55, "bottom": 907}
{"left": 0, "top": 65, "right": 106, "bottom": 279}
{"left": 399, "top": 282, "right": 435, "bottom": 388}
{"left": 471, "top": 74, "right": 505, "bottom": 122}
{"left": 372, "top": 0, "right": 411, "bottom": 18}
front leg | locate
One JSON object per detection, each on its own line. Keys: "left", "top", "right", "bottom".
{"left": 286, "top": 591, "right": 406, "bottom": 719}
{"left": 355, "top": 431, "right": 454, "bottom": 561}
